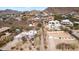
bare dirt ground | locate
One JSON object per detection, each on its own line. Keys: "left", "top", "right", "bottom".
{"left": 44, "top": 27, "right": 79, "bottom": 51}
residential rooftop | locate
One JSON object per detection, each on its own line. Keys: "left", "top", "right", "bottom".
{"left": 0, "top": 27, "right": 10, "bottom": 33}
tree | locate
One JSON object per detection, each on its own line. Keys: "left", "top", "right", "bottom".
{"left": 54, "top": 14, "right": 63, "bottom": 21}
{"left": 37, "top": 23, "right": 42, "bottom": 28}
{"left": 21, "top": 16, "right": 28, "bottom": 21}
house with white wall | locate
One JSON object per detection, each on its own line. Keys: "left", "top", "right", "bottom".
{"left": 61, "top": 19, "right": 73, "bottom": 26}
{"left": 47, "top": 20, "right": 61, "bottom": 31}
{"left": 14, "top": 30, "right": 37, "bottom": 40}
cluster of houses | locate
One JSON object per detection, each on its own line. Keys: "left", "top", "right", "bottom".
{"left": 0, "top": 10, "right": 79, "bottom": 51}
{"left": 0, "top": 26, "right": 37, "bottom": 42}
{"left": 46, "top": 19, "right": 73, "bottom": 31}
{"left": 45, "top": 19, "right": 79, "bottom": 50}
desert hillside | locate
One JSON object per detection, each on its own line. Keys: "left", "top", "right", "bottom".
{"left": 44, "top": 7, "right": 79, "bottom": 14}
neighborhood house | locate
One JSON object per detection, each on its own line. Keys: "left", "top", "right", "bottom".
{"left": 61, "top": 19, "right": 73, "bottom": 26}
{"left": 47, "top": 20, "right": 61, "bottom": 30}
{"left": 14, "top": 30, "right": 37, "bottom": 40}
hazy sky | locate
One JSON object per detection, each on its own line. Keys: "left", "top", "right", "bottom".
{"left": 0, "top": 7, "right": 47, "bottom": 11}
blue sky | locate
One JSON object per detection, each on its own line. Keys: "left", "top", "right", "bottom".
{"left": 0, "top": 7, "right": 47, "bottom": 11}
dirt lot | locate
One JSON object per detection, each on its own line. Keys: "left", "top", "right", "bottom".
{"left": 45, "top": 29, "right": 79, "bottom": 51}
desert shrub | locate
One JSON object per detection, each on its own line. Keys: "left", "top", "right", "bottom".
{"left": 56, "top": 43, "right": 78, "bottom": 50}
{"left": 11, "top": 46, "right": 16, "bottom": 49}
{"left": 9, "top": 26, "right": 22, "bottom": 33}
{"left": 22, "top": 37, "right": 27, "bottom": 44}
{"left": 36, "top": 47, "right": 40, "bottom": 51}
{"left": 37, "top": 23, "right": 42, "bottom": 28}
{"left": 73, "top": 23, "right": 79, "bottom": 29}
{"left": 44, "top": 45, "right": 48, "bottom": 49}
{"left": 54, "top": 14, "right": 64, "bottom": 21}
{"left": 20, "top": 48, "right": 23, "bottom": 51}
{"left": 0, "top": 33, "right": 5, "bottom": 37}
{"left": 0, "top": 36, "right": 13, "bottom": 47}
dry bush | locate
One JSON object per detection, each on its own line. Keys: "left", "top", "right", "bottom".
{"left": 56, "top": 43, "right": 78, "bottom": 50}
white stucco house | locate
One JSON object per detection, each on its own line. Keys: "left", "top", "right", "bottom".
{"left": 61, "top": 19, "right": 73, "bottom": 26}
{"left": 14, "top": 30, "right": 37, "bottom": 40}
{"left": 47, "top": 20, "right": 61, "bottom": 31}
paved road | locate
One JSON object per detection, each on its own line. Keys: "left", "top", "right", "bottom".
{"left": 40, "top": 21, "right": 46, "bottom": 51}
{"left": 40, "top": 28, "right": 45, "bottom": 50}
